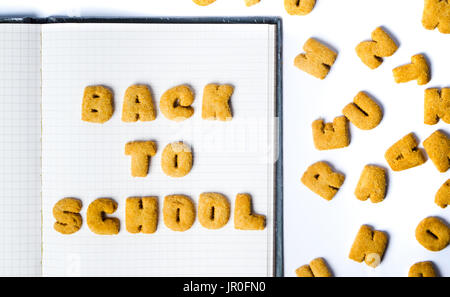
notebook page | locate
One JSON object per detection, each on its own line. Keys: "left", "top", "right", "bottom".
{"left": 0, "top": 24, "right": 42, "bottom": 276}
{"left": 41, "top": 23, "right": 276, "bottom": 276}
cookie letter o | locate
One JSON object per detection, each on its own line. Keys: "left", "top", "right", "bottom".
{"left": 161, "top": 142, "right": 193, "bottom": 178}
{"left": 198, "top": 193, "right": 230, "bottom": 230}
{"left": 163, "top": 195, "right": 195, "bottom": 232}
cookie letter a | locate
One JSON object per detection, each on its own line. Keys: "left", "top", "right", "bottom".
{"left": 202, "top": 84, "right": 234, "bottom": 121}
{"left": 163, "top": 195, "right": 195, "bottom": 232}
{"left": 87, "top": 198, "right": 120, "bottom": 235}
{"left": 355, "top": 27, "right": 398, "bottom": 69}
{"left": 385, "top": 133, "right": 426, "bottom": 171}
{"left": 81, "top": 85, "right": 113, "bottom": 123}
{"left": 295, "top": 258, "right": 332, "bottom": 277}
{"left": 198, "top": 193, "right": 230, "bottom": 230}
{"left": 424, "top": 88, "right": 450, "bottom": 125}
{"left": 342, "top": 91, "right": 383, "bottom": 130}
{"left": 393, "top": 54, "right": 430, "bottom": 85}
{"left": 234, "top": 193, "right": 266, "bottom": 230}
{"left": 422, "top": 0, "right": 450, "bottom": 34}
{"left": 125, "top": 141, "right": 157, "bottom": 177}
{"left": 312, "top": 116, "right": 350, "bottom": 150}
{"left": 301, "top": 161, "right": 345, "bottom": 201}
{"left": 294, "top": 38, "right": 338, "bottom": 80}
{"left": 415, "top": 217, "right": 450, "bottom": 251}
{"left": 122, "top": 85, "right": 156, "bottom": 122}
{"left": 284, "top": 0, "right": 316, "bottom": 16}
{"left": 126, "top": 197, "right": 158, "bottom": 234}
{"left": 53, "top": 198, "right": 82, "bottom": 235}
{"left": 349, "top": 225, "right": 388, "bottom": 268}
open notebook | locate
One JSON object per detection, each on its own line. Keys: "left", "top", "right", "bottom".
{"left": 0, "top": 19, "right": 281, "bottom": 276}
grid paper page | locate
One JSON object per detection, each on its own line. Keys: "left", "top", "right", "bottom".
{"left": 0, "top": 24, "right": 42, "bottom": 276}
{"left": 41, "top": 23, "right": 276, "bottom": 276}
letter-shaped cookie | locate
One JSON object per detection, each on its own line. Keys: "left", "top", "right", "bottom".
{"left": 301, "top": 161, "right": 345, "bottom": 201}
{"left": 53, "top": 198, "right": 82, "bottom": 235}
{"left": 422, "top": 0, "right": 450, "bottom": 34}
{"left": 122, "top": 85, "right": 156, "bottom": 122}
{"left": 342, "top": 91, "right": 383, "bottom": 130}
{"left": 408, "top": 261, "right": 437, "bottom": 277}
{"left": 125, "top": 197, "right": 158, "bottom": 234}
{"left": 192, "top": 0, "right": 216, "bottom": 6}
{"left": 425, "top": 88, "right": 450, "bottom": 125}
{"left": 161, "top": 142, "right": 193, "bottom": 178}
{"left": 81, "top": 85, "right": 113, "bottom": 123}
{"left": 435, "top": 179, "right": 450, "bottom": 209}
{"left": 198, "top": 193, "right": 230, "bottom": 230}
{"left": 284, "top": 0, "right": 316, "bottom": 16}
{"left": 423, "top": 130, "right": 450, "bottom": 173}
{"left": 234, "top": 193, "right": 266, "bottom": 230}
{"left": 295, "top": 258, "right": 332, "bottom": 277}
{"left": 160, "top": 85, "right": 194, "bottom": 122}
{"left": 349, "top": 225, "right": 388, "bottom": 268}
{"left": 312, "top": 116, "right": 350, "bottom": 150}
{"left": 294, "top": 38, "right": 338, "bottom": 80}
{"left": 125, "top": 141, "right": 157, "bottom": 177}
{"left": 355, "top": 27, "right": 398, "bottom": 69}
{"left": 393, "top": 54, "right": 430, "bottom": 85}
{"left": 163, "top": 195, "right": 195, "bottom": 232}
{"left": 415, "top": 217, "right": 450, "bottom": 251}
{"left": 244, "top": 0, "right": 260, "bottom": 6}
{"left": 87, "top": 198, "right": 120, "bottom": 235}
{"left": 385, "top": 133, "right": 426, "bottom": 171}
{"left": 201, "top": 84, "right": 234, "bottom": 121}
{"left": 355, "top": 165, "right": 387, "bottom": 203}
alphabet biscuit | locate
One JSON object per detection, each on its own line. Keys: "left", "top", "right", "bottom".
{"left": 393, "top": 54, "right": 430, "bottom": 85}
{"left": 294, "top": 38, "right": 338, "bottom": 80}
{"left": 161, "top": 141, "right": 193, "bottom": 178}
{"left": 284, "top": 0, "right": 316, "bottom": 16}
{"left": 385, "top": 133, "right": 426, "bottom": 171}
{"left": 349, "top": 225, "right": 388, "bottom": 268}
{"left": 355, "top": 27, "right": 398, "bottom": 69}
{"left": 422, "top": 0, "right": 450, "bottom": 34}
{"left": 163, "top": 195, "right": 195, "bottom": 232}
{"left": 234, "top": 193, "right": 266, "bottom": 230}
{"left": 87, "top": 198, "right": 120, "bottom": 235}
{"left": 355, "top": 165, "right": 387, "bottom": 204}
{"left": 415, "top": 217, "right": 450, "bottom": 252}
{"left": 198, "top": 193, "right": 230, "bottom": 230}
{"left": 295, "top": 258, "right": 332, "bottom": 277}
{"left": 160, "top": 85, "right": 194, "bottom": 122}
{"left": 435, "top": 179, "right": 450, "bottom": 209}
{"left": 342, "top": 91, "right": 383, "bottom": 130}
{"left": 201, "top": 84, "right": 234, "bottom": 121}
{"left": 244, "top": 0, "right": 260, "bottom": 6}
{"left": 53, "top": 198, "right": 82, "bottom": 235}
{"left": 301, "top": 161, "right": 345, "bottom": 201}
{"left": 81, "top": 85, "right": 114, "bottom": 123}
{"left": 408, "top": 261, "right": 437, "bottom": 277}
{"left": 126, "top": 197, "right": 158, "bottom": 234}
{"left": 312, "top": 116, "right": 350, "bottom": 150}
{"left": 424, "top": 88, "right": 450, "bottom": 125}
{"left": 125, "top": 141, "right": 157, "bottom": 177}
{"left": 423, "top": 130, "right": 450, "bottom": 173}
{"left": 193, "top": 0, "right": 216, "bottom": 6}
{"left": 122, "top": 84, "right": 156, "bottom": 122}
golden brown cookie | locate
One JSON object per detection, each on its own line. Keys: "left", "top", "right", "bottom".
{"left": 295, "top": 258, "right": 332, "bottom": 277}
{"left": 408, "top": 261, "right": 437, "bottom": 277}
{"left": 201, "top": 84, "right": 234, "bottom": 121}
{"left": 125, "top": 197, "right": 158, "bottom": 234}
{"left": 355, "top": 27, "right": 398, "bottom": 69}
{"left": 53, "top": 198, "right": 82, "bottom": 235}
{"left": 415, "top": 217, "right": 450, "bottom": 251}
{"left": 244, "top": 0, "right": 260, "bottom": 6}
{"left": 393, "top": 54, "right": 430, "bottom": 85}
{"left": 312, "top": 116, "right": 350, "bottom": 150}
{"left": 125, "top": 141, "right": 157, "bottom": 177}
{"left": 349, "top": 225, "right": 388, "bottom": 268}
{"left": 342, "top": 91, "right": 383, "bottom": 130}
{"left": 198, "top": 192, "right": 230, "bottom": 230}
{"left": 81, "top": 85, "right": 114, "bottom": 123}
{"left": 193, "top": 0, "right": 216, "bottom": 6}
{"left": 425, "top": 88, "right": 450, "bottom": 125}
{"left": 294, "top": 38, "right": 338, "bottom": 80}
{"left": 234, "top": 193, "right": 266, "bottom": 230}
{"left": 160, "top": 85, "right": 194, "bottom": 122}
{"left": 301, "top": 161, "right": 345, "bottom": 201}
{"left": 423, "top": 130, "right": 450, "bottom": 173}
{"left": 435, "top": 179, "right": 450, "bottom": 209}
{"left": 422, "top": 0, "right": 450, "bottom": 34}
{"left": 87, "top": 198, "right": 120, "bottom": 235}
{"left": 284, "top": 0, "right": 316, "bottom": 16}
{"left": 355, "top": 165, "right": 387, "bottom": 203}
{"left": 163, "top": 195, "right": 195, "bottom": 232}
{"left": 161, "top": 141, "right": 193, "bottom": 178}
{"left": 385, "top": 133, "right": 426, "bottom": 171}
{"left": 122, "top": 84, "right": 156, "bottom": 122}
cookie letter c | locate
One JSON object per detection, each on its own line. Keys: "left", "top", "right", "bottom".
{"left": 87, "top": 198, "right": 120, "bottom": 235}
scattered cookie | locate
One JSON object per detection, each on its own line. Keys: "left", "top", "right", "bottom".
{"left": 422, "top": 0, "right": 450, "bottom": 34}
{"left": 202, "top": 83, "right": 234, "bottom": 121}
{"left": 284, "top": 0, "right": 316, "bottom": 16}
{"left": 385, "top": 133, "right": 426, "bottom": 171}
{"left": 415, "top": 217, "right": 450, "bottom": 252}
{"left": 355, "top": 27, "right": 398, "bottom": 69}
{"left": 355, "top": 165, "right": 387, "bottom": 203}
{"left": 125, "top": 197, "right": 158, "bottom": 234}
{"left": 393, "top": 54, "right": 430, "bottom": 85}
{"left": 312, "top": 116, "right": 350, "bottom": 150}
{"left": 163, "top": 195, "right": 195, "bottom": 232}
{"left": 425, "top": 88, "right": 450, "bottom": 125}
{"left": 423, "top": 130, "right": 450, "bottom": 173}
{"left": 81, "top": 85, "right": 114, "bottom": 123}
{"left": 295, "top": 258, "right": 332, "bottom": 277}
{"left": 87, "top": 198, "right": 120, "bottom": 235}
{"left": 234, "top": 193, "right": 266, "bottom": 230}
{"left": 193, "top": 0, "right": 216, "bottom": 6}
{"left": 408, "top": 261, "right": 437, "bottom": 277}
{"left": 122, "top": 84, "right": 156, "bottom": 122}
{"left": 301, "top": 161, "right": 345, "bottom": 201}
{"left": 342, "top": 91, "right": 383, "bottom": 130}
{"left": 125, "top": 141, "right": 157, "bottom": 177}
{"left": 244, "top": 0, "right": 260, "bottom": 6}
{"left": 161, "top": 141, "right": 193, "bottom": 178}
{"left": 53, "top": 198, "right": 82, "bottom": 235}
{"left": 198, "top": 193, "right": 230, "bottom": 230}
{"left": 160, "top": 85, "right": 194, "bottom": 122}
{"left": 294, "top": 38, "right": 338, "bottom": 80}
{"left": 435, "top": 179, "right": 450, "bottom": 209}
{"left": 349, "top": 225, "right": 388, "bottom": 268}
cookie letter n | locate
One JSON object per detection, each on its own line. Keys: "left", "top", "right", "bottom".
{"left": 87, "top": 198, "right": 120, "bottom": 235}
{"left": 422, "top": 0, "right": 450, "bottom": 34}
{"left": 349, "top": 225, "right": 388, "bottom": 268}
{"left": 122, "top": 85, "right": 156, "bottom": 122}
{"left": 201, "top": 84, "right": 234, "bottom": 121}
{"left": 424, "top": 88, "right": 450, "bottom": 125}
{"left": 81, "top": 85, "right": 113, "bottom": 123}
{"left": 53, "top": 198, "right": 82, "bottom": 235}
{"left": 234, "top": 193, "right": 266, "bottom": 230}
{"left": 125, "top": 141, "right": 157, "bottom": 177}
{"left": 126, "top": 197, "right": 158, "bottom": 234}
{"left": 294, "top": 38, "right": 337, "bottom": 80}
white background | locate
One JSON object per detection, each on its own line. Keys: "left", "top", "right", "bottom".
{"left": 0, "top": 0, "right": 449, "bottom": 277}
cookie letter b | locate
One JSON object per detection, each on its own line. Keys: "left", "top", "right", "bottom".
{"left": 201, "top": 84, "right": 234, "bottom": 121}
{"left": 234, "top": 193, "right": 266, "bottom": 230}
{"left": 294, "top": 38, "right": 337, "bottom": 80}
{"left": 424, "top": 88, "right": 450, "bottom": 125}
{"left": 301, "top": 161, "right": 345, "bottom": 201}
{"left": 53, "top": 198, "right": 82, "bottom": 235}
{"left": 122, "top": 85, "right": 156, "bottom": 122}
{"left": 81, "top": 85, "right": 113, "bottom": 123}
{"left": 87, "top": 198, "right": 120, "bottom": 235}
{"left": 126, "top": 197, "right": 158, "bottom": 234}
{"left": 349, "top": 225, "right": 388, "bottom": 268}
{"left": 125, "top": 141, "right": 157, "bottom": 177}
{"left": 422, "top": 0, "right": 450, "bottom": 34}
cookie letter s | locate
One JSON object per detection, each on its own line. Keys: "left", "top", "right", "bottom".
{"left": 53, "top": 198, "right": 82, "bottom": 235}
